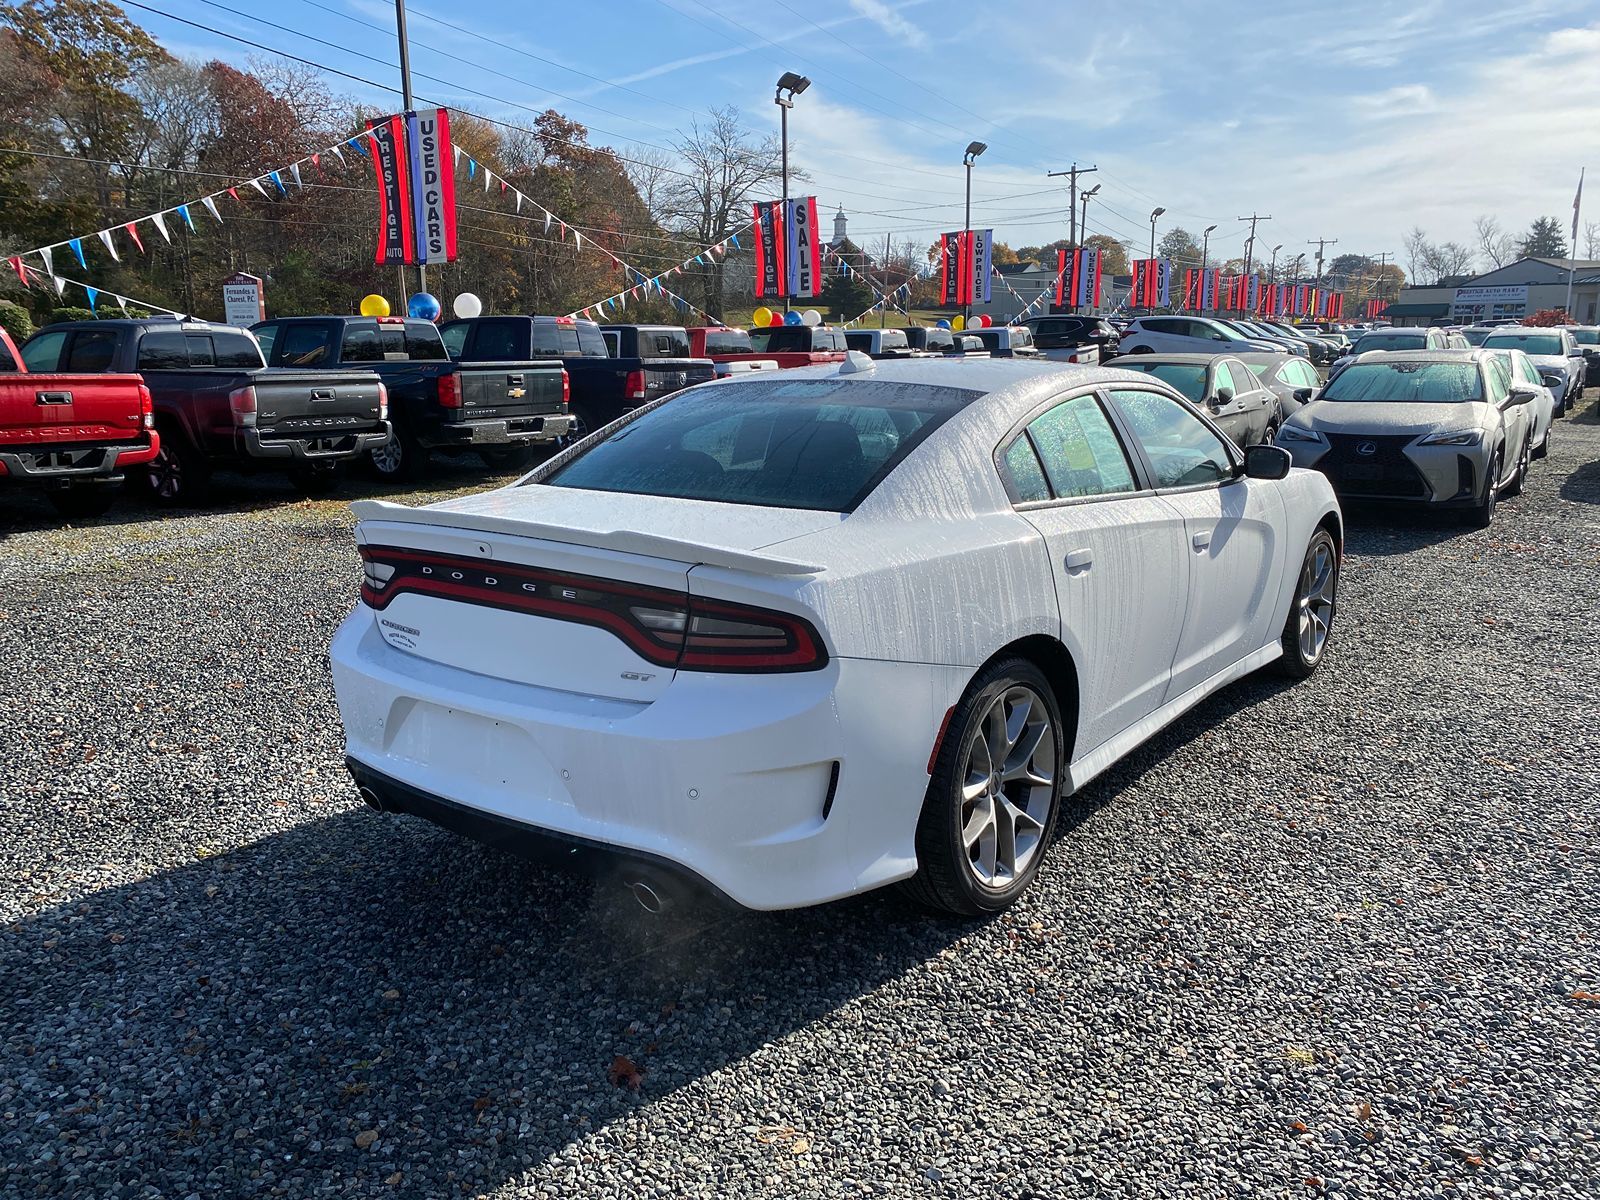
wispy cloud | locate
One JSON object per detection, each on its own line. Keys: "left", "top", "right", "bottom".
{"left": 846, "top": 0, "right": 928, "bottom": 49}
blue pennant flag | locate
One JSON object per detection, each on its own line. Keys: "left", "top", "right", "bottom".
{"left": 85, "top": 285, "right": 99, "bottom": 310}
{"left": 68, "top": 238, "right": 86, "bottom": 269}
{"left": 694, "top": 255, "right": 705, "bottom": 265}
{"left": 730, "top": 233, "right": 740, "bottom": 249}
{"left": 348, "top": 136, "right": 368, "bottom": 157}
{"left": 176, "top": 204, "right": 195, "bottom": 232}
{"left": 467, "top": 157, "right": 477, "bottom": 180}
{"left": 268, "top": 171, "right": 286, "bottom": 195}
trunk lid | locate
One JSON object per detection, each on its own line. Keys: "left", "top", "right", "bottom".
{"left": 454, "top": 361, "right": 566, "bottom": 420}
{"left": 0, "top": 373, "right": 147, "bottom": 447}
{"left": 250, "top": 368, "right": 387, "bottom": 438}
{"left": 353, "top": 491, "right": 834, "bottom": 702}
{"left": 641, "top": 359, "right": 716, "bottom": 401}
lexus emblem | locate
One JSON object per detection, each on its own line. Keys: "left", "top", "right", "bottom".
{"left": 1356, "top": 441, "right": 1377, "bottom": 457}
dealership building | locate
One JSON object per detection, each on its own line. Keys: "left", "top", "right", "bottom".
{"left": 1383, "top": 256, "right": 1600, "bottom": 326}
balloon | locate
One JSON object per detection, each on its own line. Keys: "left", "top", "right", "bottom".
{"left": 951, "top": 315, "right": 966, "bottom": 331}
{"left": 801, "top": 309, "right": 822, "bottom": 327}
{"left": 407, "top": 292, "right": 441, "bottom": 321}
{"left": 769, "top": 310, "right": 786, "bottom": 326}
{"left": 452, "top": 292, "right": 483, "bottom": 319}
{"left": 783, "top": 310, "right": 803, "bottom": 326}
{"left": 752, "top": 306, "right": 773, "bottom": 327}
{"left": 978, "top": 314, "right": 993, "bottom": 328}
{"left": 359, "top": 294, "right": 390, "bottom": 317}
{"left": 935, "top": 318, "right": 952, "bottom": 330}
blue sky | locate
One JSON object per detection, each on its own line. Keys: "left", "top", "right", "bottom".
{"left": 130, "top": 0, "right": 1600, "bottom": 273}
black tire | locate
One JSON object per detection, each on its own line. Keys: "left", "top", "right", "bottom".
{"left": 1275, "top": 527, "right": 1339, "bottom": 680}
{"left": 480, "top": 444, "right": 539, "bottom": 472}
{"left": 566, "top": 402, "right": 602, "bottom": 444}
{"left": 140, "top": 426, "right": 211, "bottom": 507}
{"left": 366, "top": 423, "right": 427, "bottom": 482}
{"left": 47, "top": 485, "right": 116, "bottom": 520}
{"left": 291, "top": 464, "right": 341, "bottom": 495}
{"left": 1465, "top": 448, "right": 1502, "bottom": 528}
{"left": 1504, "top": 433, "right": 1531, "bottom": 498}
{"left": 1533, "top": 424, "right": 1550, "bottom": 460}
{"left": 1262, "top": 420, "right": 1280, "bottom": 447}
{"left": 901, "top": 657, "right": 1065, "bottom": 917}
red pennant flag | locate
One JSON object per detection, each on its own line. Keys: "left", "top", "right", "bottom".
{"left": 8, "top": 256, "right": 26, "bottom": 286}
{"left": 123, "top": 221, "right": 145, "bottom": 253}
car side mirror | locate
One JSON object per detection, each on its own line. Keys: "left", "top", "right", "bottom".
{"left": 1212, "top": 387, "right": 1234, "bottom": 407}
{"left": 1506, "top": 385, "right": 1537, "bottom": 407}
{"left": 1244, "top": 444, "right": 1292, "bottom": 480}
{"left": 1571, "top": 346, "right": 1585, "bottom": 357}
{"left": 1292, "top": 387, "right": 1314, "bottom": 403}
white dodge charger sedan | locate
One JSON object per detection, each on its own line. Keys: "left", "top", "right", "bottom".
{"left": 332, "top": 356, "right": 1342, "bottom": 914}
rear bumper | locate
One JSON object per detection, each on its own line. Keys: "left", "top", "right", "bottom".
{"left": 0, "top": 430, "right": 160, "bottom": 482}
{"left": 429, "top": 414, "right": 575, "bottom": 447}
{"left": 330, "top": 610, "right": 965, "bottom": 910}
{"left": 244, "top": 424, "right": 391, "bottom": 462}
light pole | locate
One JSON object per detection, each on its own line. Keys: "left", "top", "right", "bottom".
{"left": 774, "top": 71, "right": 810, "bottom": 313}
{"left": 1078, "top": 183, "right": 1101, "bottom": 242}
{"left": 1268, "top": 243, "right": 1282, "bottom": 312}
{"left": 395, "top": 0, "right": 418, "bottom": 302}
{"left": 962, "top": 140, "right": 986, "bottom": 322}
{"left": 1201, "top": 224, "right": 1217, "bottom": 310}
{"left": 1148, "top": 206, "right": 1165, "bottom": 263}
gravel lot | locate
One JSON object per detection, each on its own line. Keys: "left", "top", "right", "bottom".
{"left": 3, "top": 415, "right": 1598, "bottom": 1200}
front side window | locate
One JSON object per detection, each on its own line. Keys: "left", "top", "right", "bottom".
{"left": 540, "top": 379, "right": 980, "bottom": 512}
{"left": 1024, "top": 393, "right": 1138, "bottom": 499}
{"left": 22, "top": 329, "right": 68, "bottom": 372}
{"left": 1108, "top": 388, "right": 1234, "bottom": 489}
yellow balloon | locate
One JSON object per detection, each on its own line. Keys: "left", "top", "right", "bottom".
{"left": 359, "top": 294, "right": 391, "bottom": 317}
{"left": 951, "top": 314, "right": 965, "bottom": 331}
{"left": 752, "top": 306, "right": 773, "bottom": 328}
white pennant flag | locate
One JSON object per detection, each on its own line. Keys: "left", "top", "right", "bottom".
{"left": 483, "top": 168, "right": 492, "bottom": 193}
{"left": 249, "top": 178, "right": 269, "bottom": 197}
{"left": 573, "top": 229, "right": 583, "bottom": 249}
{"left": 515, "top": 191, "right": 523, "bottom": 213}
{"left": 38, "top": 246, "right": 53, "bottom": 276}
{"left": 115, "top": 294, "right": 129, "bottom": 313}
{"left": 201, "top": 195, "right": 222, "bottom": 224}
{"left": 51, "top": 274, "right": 66, "bottom": 296}
{"left": 543, "top": 210, "right": 552, "bottom": 234}
{"left": 331, "top": 144, "right": 345, "bottom": 164}
{"left": 97, "top": 229, "right": 120, "bottom": 261}
{"left": 151, "top": 211, "right": 171, "bottom": 242}
{"left": 290, "top": 162, "right": 303, "bottom": 189}
{"left": 453, "top": 144, "right": 461, "bottom": 166}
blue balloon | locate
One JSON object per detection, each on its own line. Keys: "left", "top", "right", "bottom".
{"left": 407, "top": 291, "right": 442, "bottom": 321}
{"left": 935, "top": 318, "right": 952, "bottom": 329}
{"left": 783, "top": 310, "right": 804, "bottom": 325}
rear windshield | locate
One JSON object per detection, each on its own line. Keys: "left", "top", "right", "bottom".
{"left": 1320, "top": 361, "right": 1482, "bottom": 403}
{"left": 634, "top": 328, "right": 692, "bottom": 359}
{"left": 1352, "top": 332, "right": 1426, "bottom": 353}
{"left": 1115, "top": 361, "right": 1207, "bottom": 403}
{"left": 1461, "top": 328, "right": 1490, "bottom": 345}
{"left": 1482, "top": 332, "right": 1563, "bottom": 356}
{"left": 702, "top": 329, "right": 753, "bottom": 354}
{"left": 539, "top": 378, "right": 980, "bottom": 512}
{"left": 531, "top": 322, "right": 608, "bottom": 357}
{"left": 748, "top": 327, "right": 809, "bottom": 353}
{"left": 1571, "top": 328, "right": 1600, "bottom": 345}
{"left": 340, "top": 320, "right": 449, "bottom": 362}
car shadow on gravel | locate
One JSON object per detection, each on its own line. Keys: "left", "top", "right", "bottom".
{"left": 1559, "top": 458, "right": 1600, "bottom": 504}
{"left": 1, "top": 666, "right": 1310, "bottom": 1197}
{"left": 1335, "top": 504, "right": 1478, "bottom": 556}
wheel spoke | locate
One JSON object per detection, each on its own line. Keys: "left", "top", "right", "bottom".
{"left": 992, "top": 794, "right": 1017, "bottom": 881}
{"left": 1001, "top": 717, "right": 1048, "bottom": 783}
{"left": 962, "top": 794, "right": 994, "bottom": 850}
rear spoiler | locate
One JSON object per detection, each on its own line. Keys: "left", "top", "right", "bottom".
{"left": 350, "top": 499, "right": 825, "bottom": 577}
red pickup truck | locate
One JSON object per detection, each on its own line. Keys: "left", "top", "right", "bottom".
{"left": 689, "top": 324, "right": 848, "bottom": 370}
{"left": 0, "top": 326, "right": 157, "bottom": 517}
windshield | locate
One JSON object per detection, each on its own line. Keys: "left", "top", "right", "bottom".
{"left": 1352, "top": 332, "right": 1426, "bottom": 353}
{"left": 1319, "top": 361, "right": 1482, "bottom": 403}
{"left": 1571, "top": 328, "right": 1600, "bottom": 345}
{"left": 702, "top": 329, "right": 753, "bottom": 354}
{"left": 541, "top": 378, "right": 980, "bottom": 512}
{"left": 1115, "top": 361, "right": 1207, "bottom": 403}
{"left": 1461, "top": 328, "right": 1490, "bottom": 346}
{"left": 1482, "top": 332, "right": 1563, "bottom": 356}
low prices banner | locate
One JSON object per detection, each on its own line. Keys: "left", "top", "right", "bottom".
{"left": 369, "top": 108, "right": 457, "bottom": 266}
{"left": 751, "top": 197, "right": 819, "bottom": 298}
{"left": 937, "top": 230, "right": 992, "bottom": 306}
{"left": 1130, "top": 258, "right": 1169, "bottom": 307}
{"left": 1055, "top": 248, "right": 1103, "bottom": 308}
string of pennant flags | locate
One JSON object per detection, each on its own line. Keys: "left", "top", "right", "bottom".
{"left": 8, "top": 257, "right": 181, "bottom": 317}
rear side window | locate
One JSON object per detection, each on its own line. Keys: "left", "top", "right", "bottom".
{"left": 1224, "top": 362, "right": 1257, "bottom": 396}
{"left": 213, "top": 331, "right": 264, "bottom": 368}
{"left": 1025, "top": 394, "right": 1137, "bottom": 499}
{"left": 439, "top": 322, "right": 468, "bottom": 358}
{"left": 66, "top": 330, "right": 119, "bottom": 373}
{"left": 576, "top": 325, "right": 609, "bottom": 357}
{"left": 639, "top": 329, "right": 691, "bottom": 359}
{"left": 1001, "top": 437, "right": 1051, "bottom": 502}
{"left": 137, "top": 330, "right": 188, "bottom": 371}
{"left": 540, "top": 378, "right": 980, "bottom": 512}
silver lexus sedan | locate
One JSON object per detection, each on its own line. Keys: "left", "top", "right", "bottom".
{"left": 1276, "top": 350, "right": 1536, "bottom": 527}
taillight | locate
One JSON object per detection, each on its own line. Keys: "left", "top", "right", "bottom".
{"left": 228, "top": 384, "right": 258, "bottom": 427}
{"left": 624, "top": 369, "right": 646, "bottom": 401}
{"left": 358, "top": 546, "right": 827, "bottom": 673}
{"left": 376, "top": 381, "right": 389, "bottom": 420}
{"left": 561, "top": 369, "right": 570, "bottom": 406}
{"left": 138, "top": 383, "right": 154, "bottom": 429}
{"left": 437, "top": 371, "right": 461, "bottom": 408}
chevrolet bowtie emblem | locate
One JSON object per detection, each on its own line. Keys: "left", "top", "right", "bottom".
{"left": 507, "top": 387, "right": 525, "bottom": 398}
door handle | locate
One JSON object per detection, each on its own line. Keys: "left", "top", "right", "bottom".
{"left": 1191, "top": 529, "right": 1213, "bottom": 552}
{"left": 1064, "top": 548, "right": 1093, "bottom": 574}
{"left": 311, "top": 388, "right": 335, "bottom": 402}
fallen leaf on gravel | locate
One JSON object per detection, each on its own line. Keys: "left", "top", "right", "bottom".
{"left": 472, "top": 1096, "right": 491, "bottom": 1113}
{"left": 1354, "top": 1102, "right": 1372, "bottom": 1120}
{"left": 607, "top": 1055, "right": 643, "bottom": 1091}
{"left": 1290, "top": 1120, "right": 1308, "bottom": 1133}
{"left": 382, "top": 989, "right": 400, "bottom": 1000}
{"left": 108, "top": 932, "right": 125, "bottom": 944}
{"left": 384, "top": 1173, "right": 402, "bottom": 1186}
{"left": 1304, "top": 1178, "right": 1323, "bottom": 1189}
{"left": 1570, "top": 990, "right": 1600, "bottom": 1005}
{"left": 791, "top": 1139, "right": 810, "bottom": 1154}
{"left": 1285, "top": 1046, "right": 1315, "bottom": 1065}
{"left": 354, "top": 1129, "right": 378, "bottom": 1149}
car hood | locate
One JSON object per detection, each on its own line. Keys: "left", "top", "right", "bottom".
{"left": 1290, "top": 400, "right": 1492, "bottom": 438}
{"left": 1519, "top": 353, "right": 1570, "bottom": 371}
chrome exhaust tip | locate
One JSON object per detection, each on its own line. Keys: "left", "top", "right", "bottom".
{"left": 357, "top": 786, "right": 385, "bottom": 812}
{"left": 626, "top": 878, "right": 666, "bottom": 914}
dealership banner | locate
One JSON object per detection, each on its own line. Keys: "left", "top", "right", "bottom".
{"left": 970, "top": 229, "right": 992, "bottom": 304}
{"left": 368, "top": 115, "right": 412, "bottom": 265}
{"left": 785, "top": 196, "right": 821, "bottom": 299}
{"left": 752, "top": 197, "right": 819, "bottom": 298}
{"left": 405, "top": 108, "right": 457, "bottom": 264}
{"left": 1184, "top": 268, "right": 1221, "bottom": 311}
{"left": 1056, "top": 248, "right": 1103, "bottom": 308}
{"left": 940, "top": 231, "right": 967, "bottom": 305}
{"left": 1130, "top": 258, "right": 1170, "bottom": 307}
{"left": 752, "top": 201, "right": 784, "bottom": 298}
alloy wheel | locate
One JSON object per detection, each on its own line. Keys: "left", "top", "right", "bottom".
{"left": 147, "top": 443, "right": 183, "bottom": 500}
{"left": 960, "top": 686, "right": 1057, "bottom": 889}
{"left": 1296, "top": 539, "right": 1337, "bottom": 665}
{"left": 369, "top": 430, "right": 403, "bottom": 476}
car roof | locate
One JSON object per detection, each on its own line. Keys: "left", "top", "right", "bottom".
{"left": 1103, "top": 353, "right": 1227, "bottom": 365}
{"left": 1351, "top": 349, "right": 1486, "bottom": 363}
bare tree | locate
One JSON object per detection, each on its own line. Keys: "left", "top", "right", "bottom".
{"left": 1473, "top": 215, "right": 1516, "bottom": 269}
{"left": 1424, "top": 241, "right": 1476, "bottom": 283}
{"left": 624, "top": 146, "right": 682, "bottom": 231}
{"left": 659, "top": 106, "right": 785, "bottom": 318}
{"left": 1402, "top": 226, "right": 1430, "bottom": 283}
{"left": 1584, "top": 220, "right": 1600, "bottom": 260}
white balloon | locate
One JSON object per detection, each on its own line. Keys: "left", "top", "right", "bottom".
{"left": 801, "top": 308, "right": 822, "bottom": 327}
{"left": 452, "top": 292, "right": 483, "bottom": 319}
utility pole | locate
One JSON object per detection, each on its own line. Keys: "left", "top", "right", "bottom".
{"left": 1307, "top": 236, "right": 1338, "bottom": 287}
{"left": 881, "top": 232, "right": 891, "bottom": 329}
{"left": 395, "top": 0, "right": 420, "bottom": 301}
{"left": 1238, "top": 213, "right": 1271, "bottom": 277}
{"left": 1047, "top": 163, "right": 1098, "bottom": 249}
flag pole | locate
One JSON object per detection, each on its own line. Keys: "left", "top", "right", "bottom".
{"left": 1567, "top": 168, "right": 1583, "bottom": 320}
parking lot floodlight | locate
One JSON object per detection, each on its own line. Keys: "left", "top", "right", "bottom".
{"left": 964, "top": 141, "right": 987, "bottom": 162}
{"left": 776, "top": 72, "right": 810, "bottom": 99}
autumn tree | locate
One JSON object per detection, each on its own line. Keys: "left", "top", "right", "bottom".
{"left": 1084, "top": 234, "right": 1128, "bottom": 275}
{"left": 1157, "top": 227, "right": 1203, "bottom": 269}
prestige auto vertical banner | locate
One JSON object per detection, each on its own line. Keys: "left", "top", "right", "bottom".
{"left": 940, "top": 231, "right": 962, "bottom": 305}
{"left": 406, "top": 108, "right": 457, "bottom": 264}
{"left": 752, "top": 201, "right": 778, "bottom": 298}
{"left": 785, "top": 196, "right": 821, "bottom": 298}
{"left": 368, "top": 115, "right": 412, "bottom": 266}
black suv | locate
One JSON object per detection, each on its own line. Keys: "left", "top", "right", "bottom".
{"left": 1019, "top": 314, "right": 1120, "bottom": 362}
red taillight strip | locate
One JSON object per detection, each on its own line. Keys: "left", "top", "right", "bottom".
{"left": 359, "top": 545, "right": 828, "bottom": 673}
